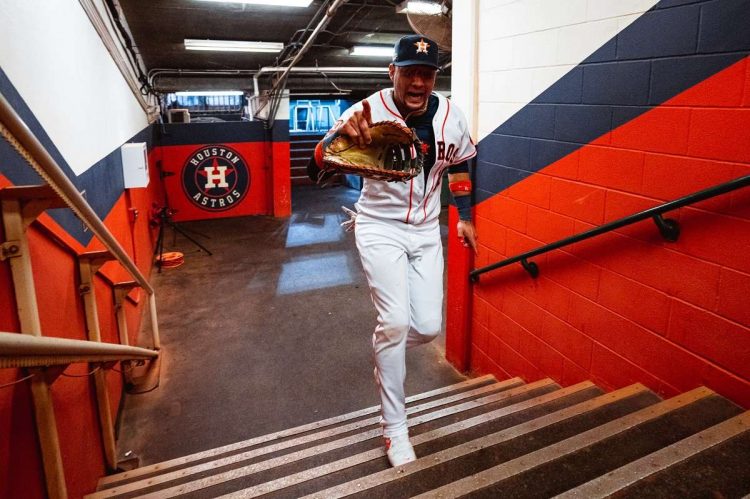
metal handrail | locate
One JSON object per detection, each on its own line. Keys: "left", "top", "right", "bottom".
{"left": 0, "top": 332, "right": 157, "bottom": 369}
{"left": 470, "top": 174, "right": 750, "bottom": 282}
{"left": 0, "top": 91, "right": 160, "bottom": 348}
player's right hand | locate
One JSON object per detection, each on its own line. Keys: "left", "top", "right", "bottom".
{"left": 338, "top": 100, "right": 372, "bottom": 149}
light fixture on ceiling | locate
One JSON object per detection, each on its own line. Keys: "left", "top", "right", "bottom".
{"left": 395, "top": 0, "right": 444, "bottom": 15}
{"left": 184, "top": 39, "right": 284, "bottom": 52}
{"left": 195, "top": 0, "right": 313, "bottom": 6}
{"left": 174, "top": 91, "right": 244, "bottom": 96}
{"left": 349, "top": 45, "right": 394, "bottom": 57}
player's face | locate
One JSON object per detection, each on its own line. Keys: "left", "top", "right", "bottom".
{"left": 389, "top": 64, "right": 437, "bottom": 116}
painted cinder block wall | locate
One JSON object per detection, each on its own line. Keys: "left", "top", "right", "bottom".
{"left": 447, "top": 0, "right": 750, "bottom": 407}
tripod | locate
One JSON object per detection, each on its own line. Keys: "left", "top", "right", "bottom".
{"left": 153, "top": 206, "right": 213, "bottom": 272}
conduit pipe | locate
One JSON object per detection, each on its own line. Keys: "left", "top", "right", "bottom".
{"left": 269, "top": 0, "right": 350, "bottom": 97}
{"left": 147, "top": 68, "right": 260, "bottom": 89}
{"left": 252, "top": 66, "right": 387, "bottom": 96}
{"left": 79, "top": 0, "right": 155, "bottom": 118}
{"left": 147, "top": 67, "right": 388, "bottom": 95}
{"left": 263, "top": 0, "right": 350, "bottom": 125}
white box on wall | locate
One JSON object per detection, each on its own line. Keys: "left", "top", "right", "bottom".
{"left": 121, "top": 142, "right": 149, "bottom": 188}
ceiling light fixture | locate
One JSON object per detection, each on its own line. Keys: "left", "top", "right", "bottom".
{"left": 174, "top": 91, "right": 244, "bottom": 96}
{"left": 196, "top": 0, "right": 313, "bottom": 6}
{"left": 395, "top": 0, "right": 443, "bottom": 15}
{"left": 184, "top": 39, "right": 284, "bottom": 53}
{"left": 349, "top": 46, "right": 394, "bottom": 57}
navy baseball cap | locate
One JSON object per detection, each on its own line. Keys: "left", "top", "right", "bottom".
{"left": 392, "top": 34, "right": 439, "bottom": 69}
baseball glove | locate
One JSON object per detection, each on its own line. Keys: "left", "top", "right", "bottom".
{"left": 318, "top": 121, "right": 424, "bottom": 182}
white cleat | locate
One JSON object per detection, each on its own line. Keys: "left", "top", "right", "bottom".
{"left": 385, "top": 433, "right": 417, "bottom": 467}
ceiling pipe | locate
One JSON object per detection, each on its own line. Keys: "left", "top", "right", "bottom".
{"left": 268, "top": 0, "right": 349, "bottom": 96}
{"left": 147, "top": 68, "right": 258, "bottom": 88}
{"left": 262, "top": 0, "right": 350, "bottom": 125}
{"left": 147, "top": 67, "right": 388, "bottom": 92}
{"left": 252, "top": 66, "right": 387, "bottom": 95}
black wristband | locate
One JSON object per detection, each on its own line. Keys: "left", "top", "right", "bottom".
{"left": 454, "top": 194, "right": 472, "bottom": 221}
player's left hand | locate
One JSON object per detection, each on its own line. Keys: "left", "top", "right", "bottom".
{"left": 457, "top": 220, "right": 478, "bottom": 254}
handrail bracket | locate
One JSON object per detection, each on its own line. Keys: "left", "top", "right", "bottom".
{"left": 521, "top": 258, "right": 539, "bottom": 279}
{"left": 652, "top": 214, "right": 680, "bottom": 242}
{"left": 0, "top": 240, "right": 22, "bottom": 260}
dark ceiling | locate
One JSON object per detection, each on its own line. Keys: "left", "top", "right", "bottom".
{"left": 117, "top": 0, "right": 453, "bottom": 99}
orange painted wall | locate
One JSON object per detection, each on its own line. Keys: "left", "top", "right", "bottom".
{"left": 0, "top": 147, "right": 163, "bottom": 498}
{"left": 462, "top": 57, "right": 750, "bottom": 407}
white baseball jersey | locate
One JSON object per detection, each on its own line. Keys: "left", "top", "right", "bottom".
{"left": 339, "top": 89, "right": 477, "bottom": 225}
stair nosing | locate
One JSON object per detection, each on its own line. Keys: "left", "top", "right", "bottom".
{"left": 553, "top": 410, "right": 750, "bottom": 499}
{"left": 96, "top": 374, "right": 497, "bottom": 488}
{"left": 414, "top": 386, "right": 716, "bottom": 499}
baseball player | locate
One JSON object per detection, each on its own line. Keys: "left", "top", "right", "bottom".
{"left": 308, "top": 34, "right": 477, "bottom": 467}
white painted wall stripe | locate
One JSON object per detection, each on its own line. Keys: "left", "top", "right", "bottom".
{"left": 454, "top": 0, "right": 659, "bottom": 141}
{"left": 0, "top": 1, "right": 148, "bottom": 176}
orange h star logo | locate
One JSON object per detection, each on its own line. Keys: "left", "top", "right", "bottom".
{"left": 414, "top": 38, "right": 430, "bottom": 54}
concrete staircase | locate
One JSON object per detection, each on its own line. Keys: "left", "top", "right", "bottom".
{"left": 290, "top": 133, "right": 324, "bottom": 186}
{"left": 89, "top": 375, "right": 750, "bottom": 498}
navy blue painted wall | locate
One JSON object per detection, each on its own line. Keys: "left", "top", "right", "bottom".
{"left": 476, "top": 0, "right": 750, "bottom": 203}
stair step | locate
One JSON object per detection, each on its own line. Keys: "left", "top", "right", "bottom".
{"left": 414, "top": 386, "right": 720, "bottom": 498}
{"left": 594, "top": 411, "right": 750, "bottom": 499}
{"left": 290, "top": 163, "right": 311, "bottom": 175}
{"left": 289, "top": 136, "right": 324, "bottom": 145}
{"left": 291, "top": 147, "right": 315, "bottom": 156}
{"left": 96, "top": 375, "right": 498, "bottom": 490}
{"left": 91, "top": 376, "right": 521, "bottom": 497}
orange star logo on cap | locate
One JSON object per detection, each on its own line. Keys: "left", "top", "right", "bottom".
{"left": 414, "top": 38, "right": 430, "bottom": 54}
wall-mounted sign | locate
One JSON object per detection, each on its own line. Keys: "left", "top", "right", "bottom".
{"left": 159, "top": 121, "right": 287, "bottom": 221}
{"left": 181, "top": 144, "right": 250, "bottom": 211}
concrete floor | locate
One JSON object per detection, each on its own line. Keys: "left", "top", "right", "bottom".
{"left": 117, "top": 184, "right": 466, "bottom": 465}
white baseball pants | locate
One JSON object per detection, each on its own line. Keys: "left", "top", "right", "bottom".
{"left": 355, "top": 214, "right": 444, "bottom": 438}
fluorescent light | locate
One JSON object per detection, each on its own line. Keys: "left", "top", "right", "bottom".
{"left": 197, "top": 0, "right": 312, "bottom": 7}
{"left": 184, "top": 39, "right": 284, "bottom": 53}
{"left": 396, "top": 0, "right": 443, "bottom": 15}
{"left": 349, "top": 46, "right": 393, "bottom": 57}
{"left": 174, "top": 91, "right": 244, "bottom": 96}
{"left": 196, "top": 0, "right": 313, "bottom": 6}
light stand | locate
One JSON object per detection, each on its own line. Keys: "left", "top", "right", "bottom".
{"left": 152, "top": 206, "right": 213, "bottom": 272}
{"left": 152, "top": 160, "right": 213, "bottom": 272}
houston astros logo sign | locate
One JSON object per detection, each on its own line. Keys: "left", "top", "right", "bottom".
{"left": 182, "top": 145, "right": 250, "bottom": 211}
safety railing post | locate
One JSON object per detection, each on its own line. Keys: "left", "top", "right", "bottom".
{"left": 79, "top": 251, "right": 119, "bottom": 471}
{"left": 113, "top": 282, "right": 138, "bottom": 347}
{"left": 1, "top": 189, "right": 68, "bottom": 499}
